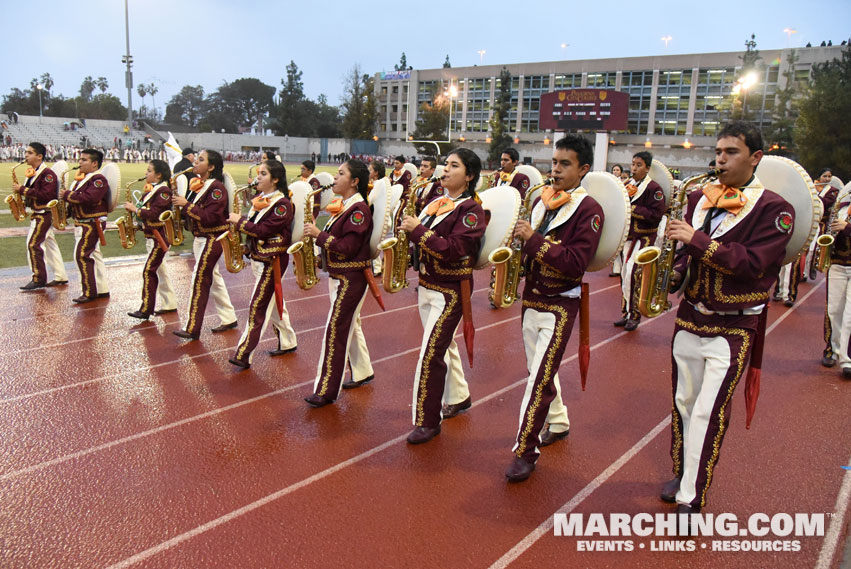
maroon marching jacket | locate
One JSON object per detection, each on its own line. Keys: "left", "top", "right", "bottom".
{"left": 627, "top": 177, "right": 666, "bottom": 240}
{"left": 182, "top": 179, "right": 230, "bottom": 237}
{"left": 21, "top": 164, "right": 59, "bottom": 211}
{"left": 66, "top": 172, "right": 109, "bottom": 220}
{"left": 236, "top": 192, "right": 294, "bottom": 266}
{"left": 315, "top": 196, "right": 373, "bottom": 275}
{"left": 136, "top": 183, "right": 173, "bottom": 240}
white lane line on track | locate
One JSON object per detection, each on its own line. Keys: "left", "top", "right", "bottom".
{"left": 0, "top": 286, "right": 620, "bottom": 480}
{"left": 98, "top": 286, "right": 653, "bottom": 568}
{"left": 815, "top": 451, "right": 851, "bottom": 569}
{"left": 489, "top": 279, "right": 827, "bottom": 569}
{"left": 0, "top": 283, "right": 618, "bottom": 403}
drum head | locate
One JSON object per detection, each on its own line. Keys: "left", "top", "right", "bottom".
{"left": 100, "top": 162, "right": 121, "bottom": 213}
{"left": 583, "top": 171, "right": 631, "bottom": 272}
{"left": 650, "top": 159, "right": 674, "bottom": 208}
{"left": 288, "top": 181, "right": 311, "bottom": 243}
{"left": 476, "top": 185, "right": 521, "bottom": 269}
{"left": 755, "top": 155, "right": 820, "bottom": 264}
{"left": 368, "top": 178, "right": 392, "bottom": 258}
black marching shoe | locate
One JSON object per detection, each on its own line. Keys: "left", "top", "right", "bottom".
{"left": 211, "top": 321, "right": 238, "bottom": 333}
{"left": 97, "top": 292, "right": 110, "bottom": 298}
{"left": 304, "top": 393, "right": 333, "bottom": 408}
{"left": 676, "top": 504, "right": 701, "bottom": 537}
{"left": 613, "top": 316, "right": 628, "bottom": 327}
{"left": 268, "top": 345, "right": 297, "bottom": 357}
{"left": 172, "top": 329, "right": 199, "bottom": 340}
{"left": 539, "top": 428, "right": 570, "bottom": 447}
{"left": 821, "top": 355, "right": 836, "bottom": 368}
{"left": 228, "top": 357, "right": 250, "bottom": 370}
{"left": 154, "top": 308, "right": 177, "bottom": 315}
{"left": 660, "top": 477, "right": 681, "bottom": 503}
{"left": 20, "top": 281, "right": 45, "bottom": 291}
{"left": 809, "top": 268, "right": 818, "bottom": 281}
{"left": 406, "top": 426, "right": 441, "bottom": 444}
{"left": 624, "top": 318, "right": 640, "bottom": 331}
{"left": 505, "top": 457, "right": 536, "bottom": 482}
{"left": 342, "top": 374, "right": 374, "bottom": 389}
{"left": 72, "top": 295, "right": 96, "bottom": 304}
{"left": 45, "top": 280, "right": 68, "bottom": 287}
{"left": 127, "top": 310, "right": 150, "bottom": 320}
{"left": 442, "top": 396, "right": 472, "bottom": 419}
{"left": 842, "top": 368, "right": 851, "bottom": 380}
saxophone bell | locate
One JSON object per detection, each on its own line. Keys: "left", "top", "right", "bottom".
{"left": 6, "top": 160, "right": 28, "bottom": 221}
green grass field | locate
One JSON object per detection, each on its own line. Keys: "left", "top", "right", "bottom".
{"left": 0, "top": 161, "right": 340, "bottom": 269}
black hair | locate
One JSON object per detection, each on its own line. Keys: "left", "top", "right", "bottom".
{"left": 204, "top": 149, "right": 225, "bottom": 182}
{"left": 501, "top": 148, "right": 519, "bottom": 162}
{"left": 447, "top": 148, "right": 482, "bottom": 197}
{"left": 301, "top": 159, "right": 315, "bottom": 172}
{"left": 150, "top": 159, "right": 171, "bottom": 186}
{"left": 345, "top": 159, "right": 371, "bottom": 204}
{"left": 717, "top": 121, "right": 763, "bottom": 155}
{"left": 817, "top": 167, "right": 833, "bottom": 178}
{"left": 394, "top": 155, "right": 406, "bottom": 164}
{"left": 369, "top": 161, "right": 386, "bottom": 179}
{"left": 82, "top": 148, "right": 104, "bottom": 168}
{"left": 633, "top": 151, "right": 653, "bottom": 169}
{"left": 264, "top": 159, "right": 288, "bottom": 192}
{"left": 28, "top": 142, "right": 46, "bottom": 159}
{"left": 421, "top": 156, "right": 438, "bottom": 169}
{"left": 611, "top": 164, "right": 622, "bottom": 175}
{"left": 555, "top": 134, "right": 594, "bottom": 169}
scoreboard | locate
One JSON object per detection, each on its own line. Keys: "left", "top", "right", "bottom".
{"left": 539, "top": 89, "right": 628, "bottom": 131}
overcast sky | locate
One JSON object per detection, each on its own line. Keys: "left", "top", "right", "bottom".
{"left": 3, "top": 0, "right": 849, "bottom": 113}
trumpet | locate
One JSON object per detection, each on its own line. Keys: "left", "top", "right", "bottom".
{"left": 634, "top": 169, "right": 720, "bottom": 318}
{"left": 6, "top": 161, "right": 27, "bottom": 221}
{"left": 488, "top": 178, "right": 553, "bottom": 308}
{"left": 287, "top": 187, "right": 325, "bottom": 290}
{"left": 168, "top": 167, "right": 193, "bottom": 246}
{"left": 47, "top": 165, "right": 79, "bottom": 230}
{"left": 116, "top": 176, "right": 146, "bottom": 249}
{"left": 218, "top": 182, "right": 256, "bottom": 273}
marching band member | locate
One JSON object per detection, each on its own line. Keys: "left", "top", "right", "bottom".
{"left": 62, "top": 148, "right": 110, "bottom": 304}
{"left": 227, "top": 160, "right": 297, "bottom": 369}
{"left": 414, "top": 156, "right": 445, "bottom": 214}
{"left": 389, "top": 155, "right": 412, "bottom": 192}
{"left": 661, "top": 122, "right": 794, "bottom": 515}
{"left": 173, "top": 148, "right": 197, "bottom": 200}
{"left": 609, "top": 164, "right": 624, "bottom": 276}
{"left": 125, "top": 160, "right": 176, "bottom": 320}
{"left": 822, "top": 189, "right": 851, "bottom": 373}
{"left": 300, "top": 159, "right": 321, "bottom": 190}
{"left": 399, "top": 148, "right": 486, "bottom": 444}
{"left": 504, "top": 135, "right": 604, "bottom": 482}
{"left": 12, "top": 142, "right": 68, "bottom": 290}
{"left": 615, "top": 151, "right": 666, "bottom": 331}
{"left": 171, "top": 150, "right": 237, "bottom": 340}
{"left": 489, "top": 148, "right": 531, "bottom": 198}
{"left": 304, "top": 159, "right": 376, "bottom": 406}
{"left": 368, "top": 160, "right": 385, "bottom": 189}
{"left": 806, "top": 168, "right": 839, "bottom": 280}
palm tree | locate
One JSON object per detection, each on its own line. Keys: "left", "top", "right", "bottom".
{"left": 95, "top": 77, "right": 109, "bottom": 94}
{"left": 137, "top": 84, "right": 148, "bottom": 116}
{"left": 147, "top": 83, "right": 158, "bottom": 118}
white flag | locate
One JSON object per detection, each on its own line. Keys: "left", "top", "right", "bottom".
{"left": 163, "top": 132, "right": 182, "bottom": 171}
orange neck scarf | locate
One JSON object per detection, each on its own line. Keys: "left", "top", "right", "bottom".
{"left": 540, "top": 186, "right": 572, "bottom": 210}
{"left": 500, "top": 171, "right": 513, "bottom": 183}
{"left": 326, "top": 196, "right": 344, "bottom": 215}
{"left": 25, "top": 167, "right": 36, "bottom": 178}
{"left": 251, "top": 195, "right": 271, "bottom": 212}
{"left": 143, "top": 183, "right": 154, "bottom": 193}
{"left": 189, "top": 176, "right": 204, "bottom": 191}
{"left": 625, "top": 183, "right": 638, "bottom": 198}
{"left": 701, "top": 183, "right": 748, "bottom": 215}
{"left": 425, "top": 196, "right": 455, "bottom": 216}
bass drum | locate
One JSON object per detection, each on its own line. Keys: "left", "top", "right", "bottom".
{"left": 475, "top": 185, "right": 521, "bottom": 269}
{"left": 288, "top": 181, "right": 312, "bottom": 243}
{"left": 100, "top": 162, "right": 121, "bottom": 213}
{"left": 314, "top": 171, "right": 335, "bottom": 209}
{"left": 583, "top": 171, "right": 631, "bottom": 272}
{"left": 368, "top": 178, "right": 392, "bottom": 259}
{"left": 755, "top": 155, "right": 820, "bottom": 264}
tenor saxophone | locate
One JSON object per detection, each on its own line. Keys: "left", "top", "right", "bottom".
{"left": 6, "top": 161, "right": 27, "bottom": 221}
{"left": 634, "top": 169, "right": 719, "bottom": 318}
{"left": 287, "top": 187, "right": 325, "bottom": 290}
{"left": 218, "top": 182, "right": 255, "bottom": 273}
{"left": 816, "top": 188, "right": 850, "bottom": 273}
{"left": 116, "top": 177, "right": 145, "bottom": 249}
{"left": 378, "top": 182, "right": 419, "bottom": 293}
{"left": 488, "top": 178, "right": 553, "bottom": 308}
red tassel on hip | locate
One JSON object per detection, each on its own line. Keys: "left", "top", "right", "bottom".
{"left": 744, "top": 306, "right": 768, "bottom": 429}
{"left": 578, "top": 282, "right": 590, "bottom": 390}
{"left": 460, "top": 279, "right": 475, "bottom": 367}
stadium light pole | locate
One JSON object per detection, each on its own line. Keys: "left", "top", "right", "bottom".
{"left": 122, "top": 0, "right": 134, "bottom": 129}
{"left": 36, "top": 84, "right": 43, "bottom": 122}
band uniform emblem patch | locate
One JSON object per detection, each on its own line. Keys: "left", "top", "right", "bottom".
{"left": 463, "top": 212, "right": 478, "bottom": 228}
{"left": 591, "top": 214, "right": 601, "bottom": 233}
{"left": 45, "top": 174, "right": 54, "bottom": 183}
{"left": 274, "top": 204, "right": 287, "bottom": 217}
{"left": 654, "top": 189, "right": 664, "bottom": 201}
{"left": 211, "top": 188, "right": 223, "bottom": 200}
{"left": 521, "top": 178, "right": 529, "bottom": 190}
{"left": 160, "top": 192, "right": 169, "bottom": 201}
{"left": 350, "top": 210, "right": 365, "bottom": 225}
{"left": 775, "top": 212, "right": 793, "bottom": 234}
{"left": 435, "top": 187, "right": 444, "bottom": 195}
{"left": 94, "top": 179, "right": 104, "bottom": 188}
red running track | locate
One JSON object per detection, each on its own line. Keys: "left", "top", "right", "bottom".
{"left": 0, "top": 254, "right": 848, "bottom": 569}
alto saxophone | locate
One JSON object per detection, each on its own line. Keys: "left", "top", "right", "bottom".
{"left": 378, "top": 182, "right": 419, "bottom": 293}
{"left": 488, "top": 178, "right": 553, "bottom": 308}
{"left": 219, "top": 182, "right": 255, "bottom": 273}
{"left": 116, "top": 177, "right": 145, "bottom": 249}
{"left": 634, "top": 169, "right": 719, "bottom": 318}
{"left": 287, "top": 187, "right": 325, "bottom": 290}
{"left": 6, "top": 161, "right": 27, "bottom": 221}
{"left": 168, "top": 167, "right": 193, "bottom": 246}
{"left": 816, "top": 188, "right": 851, "bottom": 273}
{"left": 46, "top": 166, "right": 76, "bottom": 231}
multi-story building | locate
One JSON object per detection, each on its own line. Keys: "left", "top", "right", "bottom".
{"left": 374, "top": 45, "right": 843, "bottom": 173}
